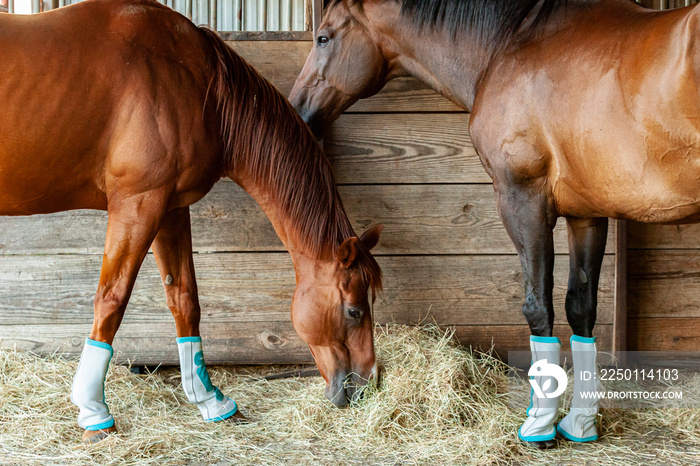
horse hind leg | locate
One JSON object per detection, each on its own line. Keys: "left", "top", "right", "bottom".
{"left": 558, "top": 217, "right": 607, "bottom": 443}
{"left": 71, "top": 192, "right": 168, "bottom": 443}
{"left": 494, "top": 184, "right": 560, "bottom": 449}
{"left": 151, "top": 207, "right": 247, "bottom": 424}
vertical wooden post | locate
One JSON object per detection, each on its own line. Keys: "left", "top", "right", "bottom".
{"left": 277, "top": 0, "right": 282, "bottom": 31}
{"left": 261, "top": 0, "right": 267, "bottom": 31}
{"left": 312, "top": 0, "right": 322, "bottom": 32}
{"left": 210, "top": 0, "right": 217, "bottom": 29}
{"left": 304, "top": 0, "right": 312, "bottom": 31}
{"left": 287, "top": 0, "right": 293, "bottom": 30}
{"left": 613, "top": 219, "right": 628, "bottom": 354}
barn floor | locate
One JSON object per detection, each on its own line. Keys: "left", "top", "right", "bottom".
{"left": 0, "top": 326, "right": 698, "bottom": 466}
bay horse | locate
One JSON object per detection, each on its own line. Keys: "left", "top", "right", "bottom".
{"left": 0, "top": 0, "right": 382, "bottom": 442}
{"left": 289, "top": 0, "right": 700, "bottom": 448}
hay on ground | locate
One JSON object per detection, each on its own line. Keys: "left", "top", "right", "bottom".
{"left": 0, "top": 325, "right": 698, "bottom": 465}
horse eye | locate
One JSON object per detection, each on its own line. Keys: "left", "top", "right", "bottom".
{"left": 317, "top": 35, "right": 330, "bottom": 46}
{"left": 346, "top": 308, "right": 361, "bottom": 319}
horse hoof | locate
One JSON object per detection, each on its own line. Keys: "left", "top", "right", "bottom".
{"left": 226, "top": 409, "right": 251, "bottom": 424}
{"left": 521, "top": 438, "right": 557, "bottom": 450}
{"left": 82, "top": 425, "right": 117, "bottom": 443}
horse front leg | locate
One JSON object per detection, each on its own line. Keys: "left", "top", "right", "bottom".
{"left": 494, "top": 183, "right": 560, "bottom": 449}
{"left": 151, "top": 207, "right": 247, "bottom": 424}
{"left": 558, "top": 217, "right": 607, "bottom": 443}
{"left": 71, "top": 193, "right": 168, "bottom": 443}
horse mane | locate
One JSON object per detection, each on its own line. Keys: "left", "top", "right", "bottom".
{"left": 333, "top": 0, "right": 583, "bottom": 45}
{"left": 197, "top": 27, "right": 381, "bottom": 294}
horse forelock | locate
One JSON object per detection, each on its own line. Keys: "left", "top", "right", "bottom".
{"left": 198, "top": 27, "right": 381, "bottom": 290}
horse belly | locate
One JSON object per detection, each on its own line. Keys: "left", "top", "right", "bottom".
{"left": 0, "top": 160, "right": 108, "bottom": 215}
{"left": 552, "top": 130, "right": 700, "bottom": 224}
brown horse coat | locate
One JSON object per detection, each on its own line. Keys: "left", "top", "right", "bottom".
{"left": 1, "top": 0, "right": 383, "bottom": 438}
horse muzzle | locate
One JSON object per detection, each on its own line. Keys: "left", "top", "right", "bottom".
{"left": 324, "top": 364, "right": 378, "bottom": 408}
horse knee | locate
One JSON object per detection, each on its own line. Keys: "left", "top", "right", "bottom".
{"left": 167, "top": 287, "right": 201, "bottom": 334}
{"left": 565, "top": 288, "right": 596, "bottom": 337}
{"left": 93, "top": 287, "right": 129, "bottom": 331}
{"left": 167, "top": 288, "right": 200, "bottom": 318}
{"left": 522, "top": 293, "right": 552, "bottom": 336}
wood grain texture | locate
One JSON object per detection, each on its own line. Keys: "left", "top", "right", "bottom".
{"left": 628, "top": 318, "right": 700, "bottom": 352}
{"left": 0, "top": 321, "right": 311, "bottom": 365}
{"left": 455, "top": 324, "right": 613, "bottom": 357}
{"left": 628, "top": 221, "right": 700, "bottom": 250}
{"left": 629, "top": 250, "right": 700, "bottom": 319}
{"left": 614, "top": 220, "right": 627, "bottom": 353}
{"left": 0, "top": 253, "right": 614, "bottom": 327}
{"left": 0, "top": 183, "right": 615, "bottom": 255}
{"left": 224, "top": 40, "right": 459, "bottom": 112}
{"left": 0, "top": 322, "right": 613, "bottom": 365}
{"left": 327, "top": 113, "right": 486, "bottom": 183}
{"left": 219, "top": 31, "right": 313, "bottom": 41}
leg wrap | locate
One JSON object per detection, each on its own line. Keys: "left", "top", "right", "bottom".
{"left": 71, "top": 338, "right": 115, "bottom": 431}
{"left": 519, "top": 336, "right": 563, "bottom": 442}
{"left": 177, "top": 336, "right": 238, "bottom": 421}
{"left": 558, "top": 335, "right": 600, "bottom": 442}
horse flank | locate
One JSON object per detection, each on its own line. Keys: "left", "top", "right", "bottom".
{"left": 198, "top": 27, "right": 381, "bottom": 293}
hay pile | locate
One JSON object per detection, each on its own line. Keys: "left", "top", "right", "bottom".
{"left": 0, "top": 325, "right": 698, "bottom": 465}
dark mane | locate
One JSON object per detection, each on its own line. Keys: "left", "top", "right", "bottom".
{"left": 332, "top": 0, "right": 581, "bottom": 45}
{"left": 198, "top": 27, "right": 381, "bottom": 294}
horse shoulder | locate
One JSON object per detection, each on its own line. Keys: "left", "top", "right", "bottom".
{"left": 470, "top": 59, "right": 553, "bottom": 187}
{"left": 99, "top": 1, "right": 222, "bottom": 202}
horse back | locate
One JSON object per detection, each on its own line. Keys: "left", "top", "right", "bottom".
{"left": 472, "top": 1, "right": 700, "bottom": 223}
{"left": 0, "top": 0, "right": 222, "bottom": 215}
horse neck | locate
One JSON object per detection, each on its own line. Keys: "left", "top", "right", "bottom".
{"left": 229, "top": 158, "right": 347, "bottom": 283}
{"left": 389, "top": 28, "right": 493, "bottom": 111}
{"left": 370, "top": 1, "right": 575, "bottom": 111}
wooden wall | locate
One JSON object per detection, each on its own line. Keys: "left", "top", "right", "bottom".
{"left": 0, "top": 39, "right": 619, "bottom": 365}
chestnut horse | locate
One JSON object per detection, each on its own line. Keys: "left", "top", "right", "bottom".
{"left": 0, "top": 0, "right": 382, "bottom": 442}
{"left": 290, "top": 0, "right": 700, "bottom": 448}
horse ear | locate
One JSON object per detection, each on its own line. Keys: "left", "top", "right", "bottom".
{"left": 337, "top": 237, "right": 359, "bottom": 268}
{"left": 360, "top": 224, "right": 383, "bottom": 251}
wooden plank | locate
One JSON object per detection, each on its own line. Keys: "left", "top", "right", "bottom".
{"left": 224, "top": 40, "right": 459, "bottom": 111}
{"left": 0, "top": 322, "right": 613, "bottom": 365}
{"left": 0, "top": 321, "right": 312, "bottom": 365}
{"left": 628, "top": 318, "right": 700, "bottom": 352}
{"left": 0, "top": 184, "right": 615, "bottom": 255}
{"left": 455, "top": 324, "right": 614, "bottom": 356}
{"left": 613, "top": 220, "right": 627, "bottom": 353}
{"left": 628, "top": 250, "right": 700, "bottom": 318}
{"left": 327, "top": 113, "right": 486, "bottom": 184}
{"left": 628, "top": 221, "right": 700, "bottom": 250}
{"left": 346, "top": 78, "right": 463, "bottom": 113}
{"left": 219, "top": 31, "right": 313, "bottom": 41}
{"left": 0, "top": 253, "right": 614, "bottom": 327}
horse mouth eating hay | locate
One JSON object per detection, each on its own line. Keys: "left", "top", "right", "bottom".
{"left": 290, "top": 0, "right": 700, "bottom": 449}
{"left": 0, "top": 0, "right": 382, "bottom": 442}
